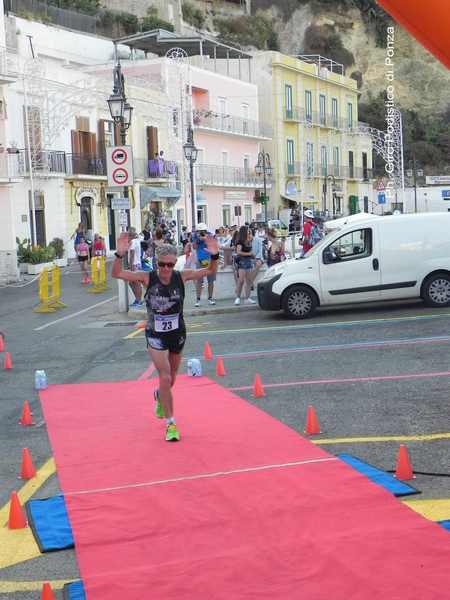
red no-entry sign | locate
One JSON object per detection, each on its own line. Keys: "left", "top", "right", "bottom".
{"left": 107, "top": 146, "right": 134, "bottom": 188}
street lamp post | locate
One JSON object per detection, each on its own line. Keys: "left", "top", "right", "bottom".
{"left": 183, "top": 126, "right": 198, "bottom": 231}
{"left": 255, "top": 150, "right": 272, "bottom": 223}
{"left": 107, "top": 46, "right": 133, "bottom": 313}
{"left": 327, "top": 174, "right": 336, "bottom": 217}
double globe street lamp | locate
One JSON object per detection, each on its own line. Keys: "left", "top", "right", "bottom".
{"left": 183, "top": 126, "right": 198, "bottom": 230}
{"left": 255, "top": 150, "right": 273, "bottom": 223}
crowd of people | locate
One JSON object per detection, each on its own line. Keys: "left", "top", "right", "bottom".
{"left": 71, "top": 223, "right": 107, "bottom": 284}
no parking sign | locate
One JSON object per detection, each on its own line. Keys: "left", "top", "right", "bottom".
{"left": 106, "top": 146, "right": 134, "bottom": 187}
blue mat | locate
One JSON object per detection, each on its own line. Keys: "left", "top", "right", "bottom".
{"left": 338, "top": 453, "right": 419, "bottom": 497}
{"left": 26, "top": 495, "right": 74, "bottom": 552}
{"left": 63, "top": 580, "right": 86, "bottom": 600}
{"left": 438, "top": 520, "right": 450, "bottom": 532}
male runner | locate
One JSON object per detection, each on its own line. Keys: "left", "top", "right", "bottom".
{"left": 112, "top": 232, "right": 219, "bottom": 441}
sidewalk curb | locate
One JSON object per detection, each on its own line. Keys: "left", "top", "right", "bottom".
{"left": 129, "top": 304, "right": 259, "bottom": 319}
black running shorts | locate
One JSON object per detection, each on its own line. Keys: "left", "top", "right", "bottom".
{"left": 145, "top": 330, "right": 186, "bottom": 354}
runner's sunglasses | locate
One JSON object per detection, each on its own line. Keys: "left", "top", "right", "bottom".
{"left": 158, "top": 261, "right": 176, "bottom": 269}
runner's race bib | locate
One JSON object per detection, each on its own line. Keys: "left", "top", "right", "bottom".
{"left": 154, "top": 314, "right": 179, "bottom": 333}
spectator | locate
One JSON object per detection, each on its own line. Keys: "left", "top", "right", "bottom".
{"left": 76, "top": 236, "right": 90, "bottom": 284}
{"left": 250, "top": 226, "right": 265, "bottom": 288}
{"left": 141, "top": 223, "right": 151, "bottom": 253}
{"left": 302, "top": 209, "right": 321, "bottom": 254}
{"left": 93, "top": 233, "right": 105, "bottom": 257}
{"left": 192, "top": 222, "right": 216, "bottom": 307}
{"left": 180, "top": 226, "right": 189, "bottom": 249}
{"left": 267, "top": 228, "right": 285, "bottom": 267}
{"left": 234, "top": 225, "right": 256, "bottom": 305}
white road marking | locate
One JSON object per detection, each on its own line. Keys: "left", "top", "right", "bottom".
{"left": 34, "top": 296, "right": 117, "bottom": 331}
{"left": 65, "top": 457, "right": 338, "bottom": 496}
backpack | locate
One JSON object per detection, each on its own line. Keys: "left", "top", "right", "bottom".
{"left": 310, "top": 224, "right": 322, "bottom": 246}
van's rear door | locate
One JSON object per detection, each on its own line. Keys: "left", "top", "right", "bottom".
{"left": 319, "top": 225, "right": 381, "bottom": 304}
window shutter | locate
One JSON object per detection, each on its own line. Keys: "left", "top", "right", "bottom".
{"left": 98, "top": 119, "right": 106, "bottom": 158}
{"left": 71, "top": 130, "right": 81, "bottom": 155}
{"left": 88, "top": 132, "right": 97, "bottom": 157}
{"left": 146, "top": 126, "right": 158, "bottom": 160}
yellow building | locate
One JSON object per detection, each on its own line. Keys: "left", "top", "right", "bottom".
{"left": 254, "top": 53, "right": 373, "bottom": 220}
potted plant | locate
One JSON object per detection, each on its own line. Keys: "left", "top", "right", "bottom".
{"left": 49, "top": 237, "right": 67, "bottom": 267}
{"left": 7, "top": 141, "right": 19, "bottom": 154}
{"left": 27, "top": 245, "right": 56, "bottom": 275}
{"left": 16, "top": 237, "right": 32, "bottom": 273}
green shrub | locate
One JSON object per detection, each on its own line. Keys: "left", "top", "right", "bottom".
{"left": 141, "top": 6, "right": 174, "bottom": 32}
{"left": 214, "top": 12, "right": 279, "bottom": 50}
{"left": 16, "top": 237, "right": 32, "bottom": 264}
{"left": 182, "top": 2, "right": 205, "bottom": 29}
{"left": 302, "top": 24, "right": 354, "bottom": 68}
{"left": 49, "top": 237, "right": 65, "bottom": 259}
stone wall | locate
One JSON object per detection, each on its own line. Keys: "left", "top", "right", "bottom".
{"left": 100, "top": 0, "right": 182, "bottom": 26}
{"left": 0, "top": 251, "right": 19, "bottom": 284}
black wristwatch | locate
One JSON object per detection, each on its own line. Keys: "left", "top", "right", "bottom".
{"left": 114, "top": 252, "right": 124, "bottom": 259}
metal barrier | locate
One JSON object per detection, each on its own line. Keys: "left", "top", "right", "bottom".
{"left": 88, "top": 256, "right": 108, "bottom": 293}
{"left": 33, "top": 266, "right": 67, "bottom": 313}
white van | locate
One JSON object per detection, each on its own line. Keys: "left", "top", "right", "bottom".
{"left": 257, "top": 213, "right": 450, "bottom": 319}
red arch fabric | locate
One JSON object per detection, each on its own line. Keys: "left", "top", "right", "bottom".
{"left": 377, "top": 0, "right": 450, "bottom": 68}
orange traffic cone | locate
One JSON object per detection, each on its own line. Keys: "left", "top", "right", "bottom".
{"left": 203, "top": 342, "right": 213, "bottom": 361}
{"left": 4, "top": 351, "right": 12, "bottom": 369}
{"left": 20, "top": 448, "right": 37, "bottom": 480}
{"left": 41, "top": 582, "right": 56, "bottom": 600}
{"left": 395, "top": 444, "right": 414, "bottom": 480}
{"left": 136, "top": 320, "right": 147, "bottom": 330}
{"left": 8, "top": 491, "right": 27, "bottom": 529}
{"left": 304, "top": 405, "right": 321, "bottom": 435}
{"left": 19, "top": 401, "right": 33, "bottom": 426}
{"left": 0, "top": 335, "right": 4, "bottom": 352}
{"left": 253, "top": 374, "right": 265, "bottom": 398}
{"left": 216, "top": 356, "right": 226, "bottom": 376}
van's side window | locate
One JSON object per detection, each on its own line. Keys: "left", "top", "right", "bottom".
{"left": 323, "top": 228, "right": 372, "bottom": 263}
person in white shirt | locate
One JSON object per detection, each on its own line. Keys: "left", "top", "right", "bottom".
{"left": 128, "top": 228, "right": 144, "bottom": 308}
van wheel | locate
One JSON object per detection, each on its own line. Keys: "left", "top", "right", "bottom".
{"left": 282, "top": 285, "right": 317, "bottom": 319}
{"left": 423, "top": 273, "right": 450, "bottom": 307}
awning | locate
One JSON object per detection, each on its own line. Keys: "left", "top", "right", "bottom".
{"left": 140, "top": 186, "right": 181, "bottom": 208}
{"left": 281, "top": 194, "right": 319, "bottom": 204}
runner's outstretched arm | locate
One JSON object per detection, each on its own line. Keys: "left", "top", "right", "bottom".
{"left": 112, "top": 232, "right": 148, "bottom": 284}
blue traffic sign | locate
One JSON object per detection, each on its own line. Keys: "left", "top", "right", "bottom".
{"left": 378, "top": 192, "right": 386, "bottom": 204}
{"left": 442, "top": 190, "right": 450, "bottom": 199}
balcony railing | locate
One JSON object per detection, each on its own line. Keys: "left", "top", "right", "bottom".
{"left": 66, "top": 154, "right": 106, "bottom": 177}
{"left": 196, "top": 164, "right": 271, "bottom": 188}
{"left": 0, "top": 152, "right": 23, "bottom": 179}
{"left": 283, "top": 107, "right": 353, "bottom": 131}
{"left": 134, "top": 158, "right": 180, "bottom": 181}
{"left": 17, "top": 150, "right": 67, "bottom": 175}
{"left": 285, "top": 162, "right": 373, "bottom": 180}
{"left": 192, "top": 110, "right": 272, "bottom": 139}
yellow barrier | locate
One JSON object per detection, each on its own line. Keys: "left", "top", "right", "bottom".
{"left": 33, "top": 265, "right": 67, "bottom": 313}
{"left": 88, "top": 256, "right": 108, "bottom": 293}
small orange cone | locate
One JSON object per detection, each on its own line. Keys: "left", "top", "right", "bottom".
{"left": 395, "top": 444, "right": 414, "bottom": 480}
{"left": 4, "top": 351, "right": 12, "bottom": 369}
{"left": 203, "top": 342, "right": 213, "bottom": 361}
{"left": 253, "top": 373, "right": 265, "bottom": 398}
{"left": 0, "top": 335, "right": 4, "bottom": 352}
{"left": 20, "top": 448, "right": 37, "bottom": 480}
{"left": 304, "top": 405, "right": 321, "bottom": 435}
{"left": 41, "top": 582, "right": 56, "bottom": 600}
{"left": 8, "top": 491, "right": 27, "bottom": 529}
{"left": 216, "top": 356, "right": 226, "bottom": 376}
{"left": 136, "top": 320, "right": 147, "bottom": 329}
{"left": 19, "top": 401, "right": 33, "bottom": 426}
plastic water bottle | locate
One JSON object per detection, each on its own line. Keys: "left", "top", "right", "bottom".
{"left": 34, "top": 370, "right": 48, "bottom": 390}
{"left": 187, "top": 358, "right": 202, "bottom": 377}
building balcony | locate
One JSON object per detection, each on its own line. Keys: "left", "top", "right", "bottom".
{"left": 66, "top": 154, "right": 106, "bottom": 177}
{"left": 283, "top": 107, "right": 350, "bottom": 131}
{"left": 0, "top": 152, "right": 23, "bottom": 182}
{"left": 196, "top": 164, "right": 272, "bottom": 188}
{"left": 16, "top": 150, "right": 68, "bottom": 175}
{"left": 285, "top": 163, "right": 372, "bottom": 180}
{"left": 0, "top": 47, "right": 18, "bottom": 85}
{"left": 192, "top": 110, "right": 272, "bottom": 139}
{"left": 134, "top": 157, "right": 180, "bottom": 180}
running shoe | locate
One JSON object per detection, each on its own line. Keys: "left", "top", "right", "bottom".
{"left": 129, "top": 300, "right": 140, "bottom": 308}
{"left": 195, "top": 300, "right": 201, "bottom": 307}
{"left": 153, "top": 389, "right": 164, "bottom": 418}
{"left": 165, "top": 423, "right": 180, "bottom": 442}
{"left": 245, "top": 298, "right": 256, "bottom": 305}
{"left": 234, "top": 297, "right": 241, "bottom": 305}
{"left": 208, "top": 297, "right": 216, "bottom": 305}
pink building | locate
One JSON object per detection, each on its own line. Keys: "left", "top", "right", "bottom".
{"left": 189, "top": 64, "right": 272, "bottom": 230}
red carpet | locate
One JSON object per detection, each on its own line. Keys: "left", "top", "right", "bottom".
{"left": 41, "top": 376, "right": 450, "bottom": 599}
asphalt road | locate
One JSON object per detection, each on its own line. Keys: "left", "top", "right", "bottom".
{"left": 1, "top": 268, "right": 450, "bottom": 598}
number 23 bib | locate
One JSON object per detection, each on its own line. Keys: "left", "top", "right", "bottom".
{"left": 154, "top": 313, "right": 179, "bottom": 333}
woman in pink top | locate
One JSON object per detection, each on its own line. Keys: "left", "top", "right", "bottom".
{"left": 77, "top": 236, "right": 91, "bottom": 284}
